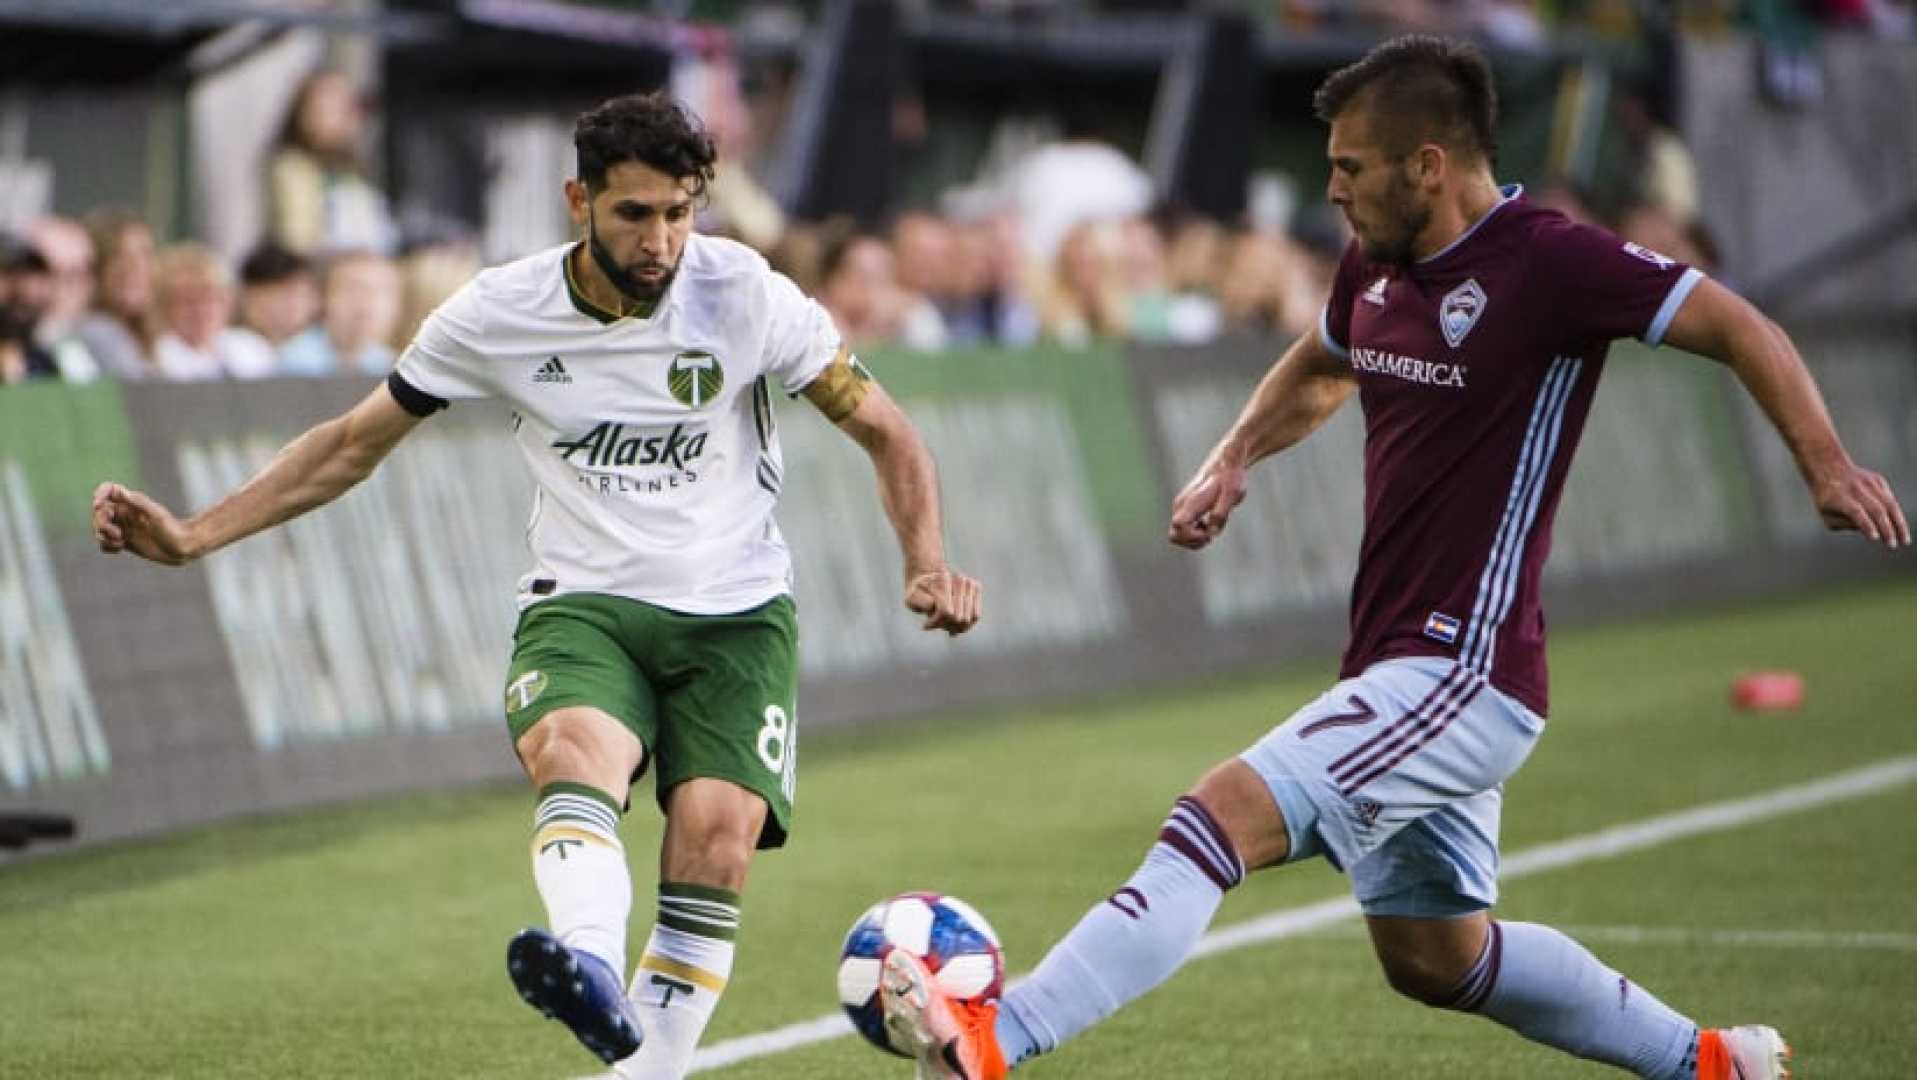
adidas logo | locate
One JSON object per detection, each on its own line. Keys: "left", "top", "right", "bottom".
{"left": 1362, "top": 277, "right": 1388, "bottom": 306}
{"left": 533, "top": 357, "right": 572, "bottom": 384}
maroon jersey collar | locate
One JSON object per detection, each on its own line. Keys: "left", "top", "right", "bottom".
{"left": 1417, "top": 183, "right": 1524, "bottom": 267}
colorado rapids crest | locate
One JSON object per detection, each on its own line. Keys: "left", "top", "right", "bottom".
{"left": 1439, "top": 279, "right": 1487, "bottom": 348}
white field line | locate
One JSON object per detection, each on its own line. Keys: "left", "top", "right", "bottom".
{"left": 573, "top": 754, "right": 1917, "bottom": 1078}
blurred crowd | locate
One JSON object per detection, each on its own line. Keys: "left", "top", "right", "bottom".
{"left": 1, "top": 70, "right": 476, "bottom": 388}
{"left": 763, "top": 206, "right": 1347, "bottom": 356}
{"left": 953, "top": 0, "right": 1914, "bottom": 48}
{"left": 0, "top": 52, "right": 1718, "bottom": 387}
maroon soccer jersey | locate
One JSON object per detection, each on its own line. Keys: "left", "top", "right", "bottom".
{"left": 1319, "top": 188, "right": 1701, "bottom": 716}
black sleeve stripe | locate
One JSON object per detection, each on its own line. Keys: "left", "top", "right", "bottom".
{"left": 386, "top": 370, "right": 448, "bottom": 417}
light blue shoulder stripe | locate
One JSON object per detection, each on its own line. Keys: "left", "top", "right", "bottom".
{"left": 1318, "top": 304, "right": 1350, "bottom": 359}
{"left": 1644, "top": 267, "right": 1705, "bottom": 348}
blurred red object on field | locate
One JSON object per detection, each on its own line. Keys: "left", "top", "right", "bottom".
{"left": 1731, "top": 670, "right": 1806, "bottom": 711}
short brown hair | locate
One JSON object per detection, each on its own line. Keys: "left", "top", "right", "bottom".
{"left": 1313, "top": 35, "right": 1498, "bottom": 163}
{"left": 574, "top": 91, "right": 717, "bottom": 197}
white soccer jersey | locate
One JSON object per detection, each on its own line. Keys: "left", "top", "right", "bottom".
{"left": 393, "top": 234, "right": 840, "bottom": 614}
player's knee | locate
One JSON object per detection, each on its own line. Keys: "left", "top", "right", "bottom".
{"left": 517, "top": 716, "right": 634, "bottom": 796}
{"left": 661, "top": 781, "right": 764, "bottom": 889}
{"left": 1187, "top": 759, "right": 1289, "bottom": 870}
{"left": 663, "top": 821, "right": 754, "bottom": 889}
{"left": 520, "top": 722, "right": 587, "bottom": 774}
{"left": 1378, "top": 952, "right": 1464, "bottom": 1008}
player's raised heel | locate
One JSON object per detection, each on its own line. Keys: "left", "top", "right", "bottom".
{"left": 1699, "top": 1025, "right": 1792, "bottom": 1080}
{"left": 506, "top": 927, "right": 643, "bottom": 1065}
{"left": 879, "top": 951, "right": 1007, "bottom": 1080}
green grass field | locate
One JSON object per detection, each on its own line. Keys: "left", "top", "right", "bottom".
{"left": 3, "top": 580, "right": 1915, "bottom": 1078}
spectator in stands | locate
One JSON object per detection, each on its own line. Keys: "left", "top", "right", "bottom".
{"left": 1119, "top": 216, "right": 1179, "bottom": 344}
{"left": 25, "top": 216, "right": 99, "bottom": 381}
{"left": 1038, "top": 220, "right": 1130, "bottom": 347}
{"left": 1005, "top": 123, "right": 1154, "bottom": 269}
{"left": 975, "top": 212, "right": 1042, "bottom": 348}
{"left": 76, "top": 209, "right": 158, "bottom": 381}
{"left": 1532, "top": 175, "right": 1599, "bottom": 225}
{"left": 766, "top": 222, "right": 827, "bottom": 296}
{"left": 1163, "top": 215, "right": 1227, "bottom": 344}
{"left": 395, "top": 240, "right": 481, "bottom": 356}
{"left": 1616, "top": 94, "right": 1700, "bottom": 228}
{"left": 1216, "top": 230, "right": 1317, "bottom": 340}
{"left": 233, "top": 243, "right": 320, "bottom": 354}
{"left": 1477, "top": 0, "right": 1548, "bottom": 49}
{"left": 889, "top": 211, "right": 954, "bottom": 351}
{"left": 267, "top": 70, "right": 397, "bottom": 257}
{"left": 816, "top": 227, "right": 908, "bottom": 352}
{"left": 151, "top": 244, "right": 277, "bottom": 381}
{"left": 682, "top": 51, "right": 787, "bottom": 253}
{"left": 0, "top": 235, "right": 61, "bottom": 384}
{"left": 280, "top": 251, "right": 403, "bottom": 377}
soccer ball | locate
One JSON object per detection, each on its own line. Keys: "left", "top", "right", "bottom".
{"left": 836, "top": 891, "right": 1005, "bottom": 1057}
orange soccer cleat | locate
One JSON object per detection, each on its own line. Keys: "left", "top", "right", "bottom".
{"left": 1697, "top": 1025, "right": 1793, "bottom": 1080}
{"left": 878, "top": 949, "right": 1009, "bottom": 1080}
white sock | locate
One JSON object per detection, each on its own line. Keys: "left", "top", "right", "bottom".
{"left": 616, "top": 883, "right": 741, "bottom": 1079}
{"left": 998, "top": 797, "right": 1244, "bottom": 1065}
{"left": 530, "top": 783, "right": 631, "bottom": 975}
{"left": 1459, "top": 920, "right": 1696, "bottom": 1079}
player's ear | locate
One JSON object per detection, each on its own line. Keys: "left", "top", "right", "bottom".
{"left": 564, "top": 179, "right": 591, "bottom": 228}
{"left": 1412, "top": 143, "right": 1445, "bottom": 188}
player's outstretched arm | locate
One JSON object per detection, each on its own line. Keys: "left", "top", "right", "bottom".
{"left": 820, "top": 380, "right": 981, "bottom": 636}
{"left": 1169, "top": 329, "right": 1357, "bottom": 550}
{"left": 1661, "top": 277, "right": 1909, "bottom": 548}
{"left": 92, "top": 381, "right": 427, "bottom": 566}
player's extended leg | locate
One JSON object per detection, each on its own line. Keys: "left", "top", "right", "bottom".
{"left": 613, "top": 776, "right": 764, "bottom": 1080}
{"left": 881, "top": 758, "right": 1284, "bottom": 1079}
{"left": 1366, "top": 912, "right": 1791, "bottom": 1079}
{"left": 509, "top": 706, "right": 648, "bottom": 1064}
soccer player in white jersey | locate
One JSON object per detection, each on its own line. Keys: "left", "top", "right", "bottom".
{"left": 875, "top": 37, "right": 1906, "bottom": 1080}
{"left": 91, "top": 92, "right": 982, "bottom": 1076}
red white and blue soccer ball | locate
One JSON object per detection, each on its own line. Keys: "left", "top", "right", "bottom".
{"left": 836, "top": 891, "right": 1005, "bottom": 1057}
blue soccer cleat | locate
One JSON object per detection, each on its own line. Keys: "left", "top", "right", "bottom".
{"left": 507, "top": 928, "right": 643, "bottom": 1065}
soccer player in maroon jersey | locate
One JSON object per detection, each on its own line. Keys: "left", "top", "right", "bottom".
{"left": 877, "top": 35, "right": 1907, "bottom": 1080}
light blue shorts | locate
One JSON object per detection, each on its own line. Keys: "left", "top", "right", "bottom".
{"left": 1239, "top": 658, "right": 1544, "bottom": 917}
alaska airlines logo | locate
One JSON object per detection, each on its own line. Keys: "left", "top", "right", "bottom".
{"left": 552, "top": 421, "right": 708, "bottom": 470}
{"left": 668, "top": 351, "right": 723, "bottom": 409}
{"left": 1439, "top": 278, "right": 1487, "bottom": 348}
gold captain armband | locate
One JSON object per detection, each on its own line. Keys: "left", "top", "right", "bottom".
{"left": 801, "top": 347, "right": 875, "bottom": 423}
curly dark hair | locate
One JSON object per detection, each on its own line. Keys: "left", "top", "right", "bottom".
{"left": 573, "top": 91, "right": 718, "bottom": 197}
{"left": 1312, "top": 35, "right": 1498, "bottom": 165}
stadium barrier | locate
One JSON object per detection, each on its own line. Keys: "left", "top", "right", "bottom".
{"left": 2, "top": 326, "right": 1911, "bottom": 850}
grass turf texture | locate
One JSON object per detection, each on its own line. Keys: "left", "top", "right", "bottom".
{"left": 2, "top": 579, "right": 1913, "bottom": 1078}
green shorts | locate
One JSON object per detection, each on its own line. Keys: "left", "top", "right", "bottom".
{"left": 504, "top": 592, "right": 799, "bottom": 849}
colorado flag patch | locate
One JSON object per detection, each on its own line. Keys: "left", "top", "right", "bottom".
{"left": 1423, "top": 611, "right": 1462, "bottom": 644}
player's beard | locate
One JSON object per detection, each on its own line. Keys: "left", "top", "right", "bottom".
{"left": 1359, "top": 170, "right": 1432, "bottom": 267}
{"left": 588, "top": 208, "right": 678, "bottom": 305}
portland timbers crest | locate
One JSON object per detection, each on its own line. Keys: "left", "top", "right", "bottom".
{"left": 667, "top": 350, "right": 724, "bottom": 408}
{"left": 1438, "top": 278, "right": 1487, "bottom": 349}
